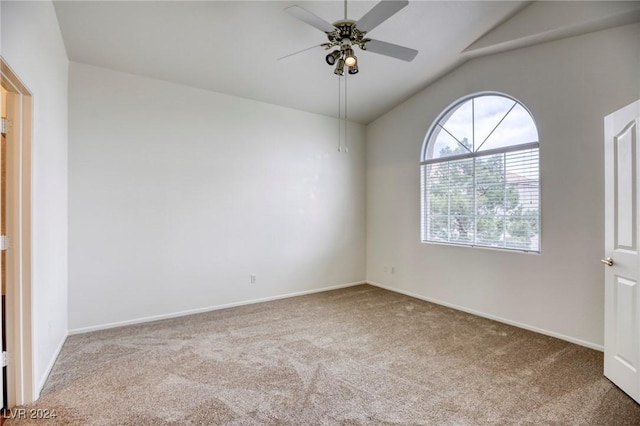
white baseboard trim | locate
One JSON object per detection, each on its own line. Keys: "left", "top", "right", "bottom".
{"left": 68, "top": 281, "right": 366, "bottom": 336}
{"left": 36, "top": 331, "right": 68, "bottom": 399}
{"left": 367, "top": 281, "right": 604, "bottom": 352}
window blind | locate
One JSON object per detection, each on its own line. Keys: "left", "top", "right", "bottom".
{"left": 422, "top": 148, "right": 539, "bottom": 252}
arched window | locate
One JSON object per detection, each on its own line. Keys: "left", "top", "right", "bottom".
{"left": 421, "top": 93, "right": 540, "bottom": 252}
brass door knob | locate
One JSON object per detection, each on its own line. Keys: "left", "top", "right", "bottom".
{"left": 600, "top": 257, "right": 614, "bottom": 267}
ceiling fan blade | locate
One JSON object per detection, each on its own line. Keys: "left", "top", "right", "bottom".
{"left": 284, "top": 5, "right": 336, "bottom": 33}
{"left": 277, "top": 44, "right": 324, "bottom": 61}
{"left": 365, "top": 39, "right": 418, "bottom": 62}
{"left": 356, "top": 0, "right": 409, "bottom": 33}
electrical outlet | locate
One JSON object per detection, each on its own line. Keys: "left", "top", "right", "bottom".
{"left": 250, "top": 275, "right": 256, "bottom": 284}
{"left": 383, "top": 265, "right": 388, "bottom": 273}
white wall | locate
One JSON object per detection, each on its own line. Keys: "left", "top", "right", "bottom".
{"left": 68, "top": 62, "right": 366, "bottom": 332}
{"left": 1, "top": 1, "right": 69, "bottom": 396}
{"left": 366, "top": 23, "right": 640, "bottom": 349}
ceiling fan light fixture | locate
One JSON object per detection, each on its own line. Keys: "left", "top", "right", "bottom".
{"left": 344, "top": 48, "right": 357, "bottom": 67}
{"left": 348, "top": 65, "right": 359, "bottom": 75}
{"left": 334, "top": 58, "right": 345, "bottom": 76}
{"left": 325, "top": 50, "right": 342, "bottom": 66}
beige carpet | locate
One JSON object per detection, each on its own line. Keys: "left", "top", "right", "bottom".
{"left": 6, "top": 285, "right": 640, "bottom": 425}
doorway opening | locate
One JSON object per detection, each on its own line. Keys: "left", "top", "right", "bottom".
{"left": 1, "top": 58, "right": 34, "bottom": 409}
{"left": 1, "top": 83, "right": 7, "bottom": 410}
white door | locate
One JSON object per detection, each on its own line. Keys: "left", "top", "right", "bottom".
{"left": 604, "top": 99, "right": 640, "bottom": 404}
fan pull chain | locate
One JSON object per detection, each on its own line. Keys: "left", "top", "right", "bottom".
{"left": 338, "top": 75, "right": 341, "bottom": 152}
{"left": 345, "top": 72, "right": 348, "bottom": 153}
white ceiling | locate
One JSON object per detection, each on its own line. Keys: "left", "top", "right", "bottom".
{"left": 52, "top": 1, "right": 633, "bottom": 124}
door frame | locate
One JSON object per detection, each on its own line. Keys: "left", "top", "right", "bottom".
{"left": 1, "top": 58, "right": 34, "bottom": 407}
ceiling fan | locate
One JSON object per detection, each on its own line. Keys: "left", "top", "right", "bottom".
{"left": 283, "top": 0, "right": 418, "bottom": 75}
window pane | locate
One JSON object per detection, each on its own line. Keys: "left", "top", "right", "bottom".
{"left": 473, "top": 95, "right": 517, "bottom": 151}
{"left": 428, "top": 127, "right": 468, "bottom": 159}
{"left": 448, "top": 159, "right": 474, "bottom": 216}
{"left": 425, "top": 158, "right": 474, "bottom": 244}
{"left": 478, "top": 103, "right": 538, "bottom": 152}
{"left": 439, "top": 99, "right": 473, "bottom": 153}
{"left": 425, "top": 163, "right": 450, "bottom": 215}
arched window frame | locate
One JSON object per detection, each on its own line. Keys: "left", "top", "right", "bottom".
{"left": 420, "top": 92, "right": 541, "bottom": 253}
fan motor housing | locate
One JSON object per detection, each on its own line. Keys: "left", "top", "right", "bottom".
{"left": 327, "top": 20, "right": 368, "bottom": 49}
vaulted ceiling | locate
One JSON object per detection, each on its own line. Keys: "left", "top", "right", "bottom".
{"left": 52, "top": 1, "right": 640, "bottom": 124}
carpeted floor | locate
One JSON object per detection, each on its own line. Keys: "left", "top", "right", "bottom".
{"left": 6, "top": 285, "right": 640, "bottom": 425}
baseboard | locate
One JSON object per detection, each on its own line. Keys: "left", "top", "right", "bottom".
{"left": 36, "top": 331, "right": 68, "bottom": 399}
{"left": 68, "top": 281, "right": 366, "bottom": 335}
{"left": 68, "top": 280, "right": 604, "bottom": 352}
{"left": 367, "top": 281, "right": 604, "bottom": 352}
